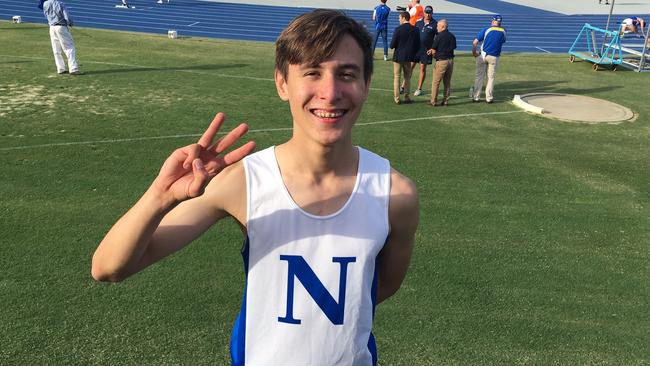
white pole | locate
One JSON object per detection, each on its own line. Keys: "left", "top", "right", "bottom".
{"left": 601, "top": 0, "right": 615, "bottom": 54}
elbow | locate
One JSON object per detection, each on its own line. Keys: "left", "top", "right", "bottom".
{"left": 91, "top": 255, "right": 128, "bottom": 283}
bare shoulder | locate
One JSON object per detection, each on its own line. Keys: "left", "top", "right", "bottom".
{"left": 389, "top": 167, "right": 419, "bottom": 217}
{"left": 201, "top": 159, "right": 248, "bottom": 225}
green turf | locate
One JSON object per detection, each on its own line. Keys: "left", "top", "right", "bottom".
{"left": 1, "top": 21, "right": 649, "bottom": 365}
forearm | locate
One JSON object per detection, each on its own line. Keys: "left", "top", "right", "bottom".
{"left": 91, "top": 186, "right": 177, "bottom": 282}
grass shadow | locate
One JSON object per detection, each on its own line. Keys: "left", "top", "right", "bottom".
{"left": 85, "top": 63, "right": 250, "bottom": 75}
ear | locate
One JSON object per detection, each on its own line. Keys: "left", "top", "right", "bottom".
{"left": 274, "top": 69, "right": 290, "bottom": 102}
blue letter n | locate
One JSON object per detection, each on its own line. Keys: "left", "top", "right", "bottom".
{"left": 278, "top": 255, "right": 356, "bottom": 325}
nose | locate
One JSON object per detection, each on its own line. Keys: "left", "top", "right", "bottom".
{"left": 317, "top": 73, "right": 342, "bottom": 102}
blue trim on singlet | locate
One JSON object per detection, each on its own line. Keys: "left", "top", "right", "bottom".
{"left": 367, "top": 258, "right": 379, "bottom": 366}
{"left": 230, "top": 237, "right": 250, "bottom": 366}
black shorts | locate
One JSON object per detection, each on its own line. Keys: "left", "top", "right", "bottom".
{"left": 417, "top": 51, "right": 433, "bottom": 65}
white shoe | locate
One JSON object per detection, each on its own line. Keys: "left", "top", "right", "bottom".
{"left": 414, "top": 89, "right": 422, "bottom": 96}
{"left": 383, "top": 55, "right": 388, "bottom": 61}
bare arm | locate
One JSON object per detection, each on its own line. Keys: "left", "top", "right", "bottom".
{"left": 91, "top": 113, "right": 255, "bottom": 282}
{"left": 472, "top": 38, "right": 479, "bottom": 57}
{"left": 376, "top": 169, "right": 419, "bottom": 303}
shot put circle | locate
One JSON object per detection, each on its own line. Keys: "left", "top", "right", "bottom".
{"left": 513, "top": 93, "right": 634, "bottom": 124}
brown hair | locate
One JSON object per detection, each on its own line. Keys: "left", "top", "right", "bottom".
{"left": 275, "top": 9, "right": 373, "bottom": 82}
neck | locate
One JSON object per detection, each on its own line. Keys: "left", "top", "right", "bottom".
{"left": 277, "top": 138, "right": 357, "bottom": 179}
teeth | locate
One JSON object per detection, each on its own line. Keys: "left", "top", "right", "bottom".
{"left": 313, "top": 110, "right": 343, "bottom": 118}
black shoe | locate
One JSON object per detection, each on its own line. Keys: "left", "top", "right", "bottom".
{"left": 472, "top": 99, "right": 480, "bottom": 103}
{"left": 486, "top": 100, "right": 493, "bottom": 104}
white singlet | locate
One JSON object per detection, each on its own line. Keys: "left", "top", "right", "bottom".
{"left": 230, "top": 146, "right": 391, "bottom": 366}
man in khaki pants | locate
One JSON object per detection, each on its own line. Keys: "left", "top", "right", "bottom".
{"left": 390, "top": 11, "right": 420, "bottom": 104}
{"left": 427, "top": 19, "right": 456, "bottom": 107}
{"left": 472, "top": 15, "right": 506, "bottom": 103}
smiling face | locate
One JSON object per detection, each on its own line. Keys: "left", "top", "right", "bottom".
{"left": 275, "top": 34, "right": 370, "bottom": 148}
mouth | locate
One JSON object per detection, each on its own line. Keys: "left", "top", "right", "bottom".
{"left": 310, "top": 109, "right": 347, "bottom": 122}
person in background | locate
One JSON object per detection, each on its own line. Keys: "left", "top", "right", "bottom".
{"left": 471, "top": 14, "right": 506, "bottom": 104}
{"left": 373, "top": 0, "right": 391, "bottom": 61}
{"left": 41, "top": 0, "right": 81, "bottom": 75}
{"left": 412, "top": 5, "right": 436, "bottom": 96}
{"left": 620, "top": 16, "right": 645, "bottom": 37}
{"left": 427, "top": 19, "right": 456, "bottom": 107}
{"left": 390, "top": 11, "right": 420, "bottom": 104}
{"left": 407, "top": 0, "right": 424, "bottom": 26}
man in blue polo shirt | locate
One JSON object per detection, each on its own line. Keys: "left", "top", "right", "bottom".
{"left": 471, "top": 14, "right": 506, "bottom": 104}
{"left": 373, "top": 0, "right": 391, "bottom": 61}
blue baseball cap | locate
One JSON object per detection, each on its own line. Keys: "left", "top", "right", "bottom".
{"left": 492, "top": 14, "right": 502, "bottom": 23}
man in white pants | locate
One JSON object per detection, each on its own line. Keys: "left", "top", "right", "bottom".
{"left": 42, "top": 0, "right": 81, "bottom": 75}
{"left": 472, "top": 15, "right": 506, "bottom": 103}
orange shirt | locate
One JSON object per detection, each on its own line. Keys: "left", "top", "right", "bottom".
{"left": 409, "top": 4, "right": 424, "bottom": 26}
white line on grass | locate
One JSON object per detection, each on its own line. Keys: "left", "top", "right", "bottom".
{"left": 0, "top": 111, "right": 524, "bottom": 152}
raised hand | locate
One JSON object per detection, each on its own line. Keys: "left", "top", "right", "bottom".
{"left": 153, "top": 113, "right": 255, "bottom": 202}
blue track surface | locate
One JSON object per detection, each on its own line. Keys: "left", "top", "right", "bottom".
{"left": 2, "top": 0, "right": 649, "bottom": 53}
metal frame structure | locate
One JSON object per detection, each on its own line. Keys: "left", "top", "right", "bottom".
{"left": 568, "top": 23, "right": 623, "bottom": 71}
{"left": 600, "top": 0, "right": 650, "bottom": 72}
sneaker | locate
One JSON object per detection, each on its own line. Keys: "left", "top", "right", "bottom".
{"left": 57, "top": 70, "right": 68, "bottom": 74}
{"left": 413, "top": 89, "right": 422, "bottom": 96}
{"left": 486, "top": 100, "right": 493, "bottom": 104}
{"left": 70, "top": 70, "right": 84, "bottom": 75}
{"left": 403, "top": 99, "right": 413, "bottom": 104}
{"left": 399, "top": 87, "right": 404, "bottom": 94}
{"left": 383, "top": 55, "right": 388, "bottom": 61}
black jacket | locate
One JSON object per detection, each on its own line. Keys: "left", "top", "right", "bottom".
{"left": 390, "top": 23, "right": 420, "bottom": 62}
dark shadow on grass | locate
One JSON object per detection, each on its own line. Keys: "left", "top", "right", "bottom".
{"left": 0, "top": 60, "right": 35, "bottom": 64}
{"left": 85, "top": 63, "right": 250, "bottom": 75}
{"left": 1, "top": 26, "right": 45, "bottom": 30}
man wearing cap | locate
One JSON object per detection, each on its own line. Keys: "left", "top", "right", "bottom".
{"left": 42, "top": 0, "right": 81, "bottom": 75}
{"left": 412, "top": 5, "right": 437, "bottom": 96}
{"left": 471, "top": 15, "right": 506, "bottom": 103}
{"left": 373, "top": 0, "right": 391, "bottom": 61}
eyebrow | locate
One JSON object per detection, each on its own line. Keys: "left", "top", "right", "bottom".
{"left": 301, "top": 62, "right": 362, "bottom": 72}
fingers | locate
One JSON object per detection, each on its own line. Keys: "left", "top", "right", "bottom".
{"left": 186, "top": 159, "right": 209, "bottom": 198}
{"left": 197, "top": 113, "right": 226, "bottom": 148}
{"left": 222, "top": 140, "right": 256, "bottom": 166}
{"left": 210, "top": 123, "right": 250, "bottom": 154}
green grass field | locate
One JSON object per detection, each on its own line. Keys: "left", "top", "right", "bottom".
{"left": 1, "top": 21, "right": 649, "bottom": 365}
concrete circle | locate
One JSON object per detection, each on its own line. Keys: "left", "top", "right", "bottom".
{"left": 516, "top": 93, "right": 634, "bottom": 123}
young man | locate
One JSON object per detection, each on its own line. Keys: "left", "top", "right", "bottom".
{"left": 412, "top": 5, "right": 437, "bottom": 96}
{"left": 92, "top": 9, "right": 419, "bottom": 366}
{"left": 41, "top": 0, "right": 81, "bottom": 75}
{"left": 472, "top": 14, "right": 506, "bottom": 104}
{"left": 372, "top": 0, "right": 391, "bottom": 61}
{"left": 390, "top": 11, "right": 420, "bottom": 104}
{"left": 427, "top": 19, "right": 456, "bottom": 107}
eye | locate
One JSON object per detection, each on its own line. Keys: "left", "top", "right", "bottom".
{"left": 340, "top": 72, "right": 358, "bottom": 81}
{"left": 303, "top": 70, "right": 320, "bottom": 78}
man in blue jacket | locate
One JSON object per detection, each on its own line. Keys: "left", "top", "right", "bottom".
{"left": 390, "top": 11, "right": 420, "bottom": 104}
{"left": 471, "top": 14, "right": 506, "bottom": 103}
{"left": 373, "top": 0, "right": 391, "bottom": 61}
